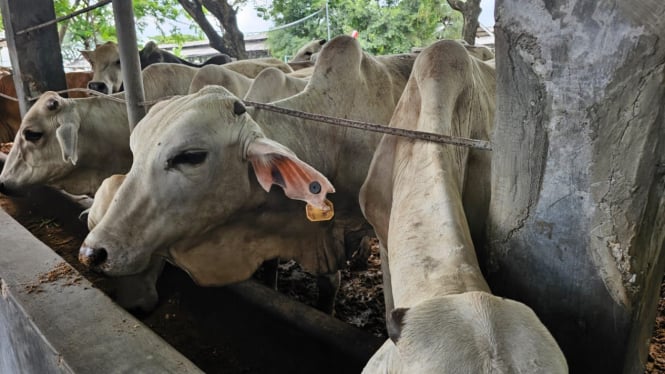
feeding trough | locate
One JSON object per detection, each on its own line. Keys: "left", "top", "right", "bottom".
{"left": 0, "top": 186, "right": 384, "bottom": 373}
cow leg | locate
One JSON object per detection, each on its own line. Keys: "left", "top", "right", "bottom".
{"left": 112, "top": 257, "right": 165, "bottom": 313}
{"left": 348, "top": 235, "right": 373, "bottom": 271}
{"left": 262, "top": 257, "right": 280, "bottom": 290}
{"left": 379, "top": 242, "right": 394, "bottom": 315}
{"left": 316, "top": 270, "right": 340, "bottom": 314}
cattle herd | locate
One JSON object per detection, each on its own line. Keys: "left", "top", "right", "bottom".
{"left": 0, "top": 36, "right": 569, "bottom": 372}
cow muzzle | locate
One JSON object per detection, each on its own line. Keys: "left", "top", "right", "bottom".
{"left": 87, "top": 81, "right": 109, "bottom": 95}
{"left": 79, "top": 244, "right": 108, "bottom": 270}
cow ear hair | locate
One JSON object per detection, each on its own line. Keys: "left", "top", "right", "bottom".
{"left": 246, "top": 137, "right": 335, "bottom": 209}
{"left": 55, "top": 121, "right": 80, "bottom": 165}
{"left": 387, "top": 308, "right": 408, "bottom": 344}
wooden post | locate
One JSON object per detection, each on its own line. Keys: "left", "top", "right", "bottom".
{"left": 0, "top": 0, "right": 67, "bottom": 116}
{"left": 112, "top": 0, "right": 145, "bottom": 130}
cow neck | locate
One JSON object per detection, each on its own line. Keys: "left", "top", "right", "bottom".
{"left": 387, "top": 141, "right": 491, "bottom": 308}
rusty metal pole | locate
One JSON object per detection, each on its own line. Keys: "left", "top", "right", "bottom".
{"left": 111, "top": 0, "right": 145, "bottom": 131}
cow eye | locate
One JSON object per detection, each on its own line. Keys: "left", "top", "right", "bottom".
{"left": 166, "top": 150, "right": 207, "bottom": 169}
{"left": 115, "top": 59, "right": 121, "bottom": 66}
{"left": 23, "top": 129, "right": 43, "bottom": 142}
{"left": 304, "top": 51, "right": 312, "bottom": 56}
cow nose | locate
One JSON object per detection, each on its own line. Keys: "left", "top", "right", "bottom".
{"left": 87, "top": 81, "right": 108, "bottom": 94}
{"left": 79, "top": 244, "right": 108, "bottom": 269}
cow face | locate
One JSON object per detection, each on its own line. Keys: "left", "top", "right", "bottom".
{"left": 79, "top": 86, "right": 333, "bottom": 276}
{"left": 0, "top": 92, "right": 80, "bottom": 195}
{"left": 81, "top": 41, "right": 123, "bottom": 94}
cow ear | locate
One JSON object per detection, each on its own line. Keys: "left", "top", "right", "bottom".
{"left": 387, "top": 308, "right": 408, "bottom": 344}
{"left": 247, "top": 137, "right": 335, "bottom": 210}
{"left": 55, "top": 121, "right": 80, "bottom": 165}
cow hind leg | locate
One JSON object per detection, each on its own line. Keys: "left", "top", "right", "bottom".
{"left": 316, "top": 271, "right": 341, "bottom": 314}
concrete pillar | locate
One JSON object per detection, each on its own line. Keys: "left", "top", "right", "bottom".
{"left": 485, "top": 1, "right": 665, "bottom": 372}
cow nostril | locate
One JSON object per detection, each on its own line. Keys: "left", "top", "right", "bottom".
{"left": 79, "top": 245, "right": 108, "bottom": 268}
{"left": 87, "top": 82, "right": 107, "bottom": 94}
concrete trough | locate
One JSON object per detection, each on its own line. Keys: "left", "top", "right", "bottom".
{"left": 0, "top": 208, "right": 202, "bottom": 373}
{"left": 0, "top": 188, "right": 384, "bottom": 373}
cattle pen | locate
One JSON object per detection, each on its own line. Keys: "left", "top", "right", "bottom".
{"left": 0, "top": 0, "right": 664, "bottom": 373}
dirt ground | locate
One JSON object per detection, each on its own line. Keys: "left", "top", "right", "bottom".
{"left": 1, "top": 144, "right": 664, "bottom": 372}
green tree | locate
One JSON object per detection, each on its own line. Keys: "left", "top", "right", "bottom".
{"left": 262, "top": 0, "right": 462, "bottom": 60}
{"left": 54, "top": 0, "right": 201, "bottom": 62}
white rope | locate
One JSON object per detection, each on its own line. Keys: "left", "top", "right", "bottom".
{"left": 246, "top": 8, "right": 323, "bottom": 35}
{"left": 2, "top": 88, "right": 491, "bottom": 151}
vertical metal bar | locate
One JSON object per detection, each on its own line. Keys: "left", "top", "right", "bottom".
{"left": 111, "top": 0, "right": 145, "bottom": 131}
{"left": 325, "top": 0, "right": 331, "bottom": 41}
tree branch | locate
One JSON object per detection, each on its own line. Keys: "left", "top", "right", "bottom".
{"left": 176, "top": 0, "right": 233, "bottom": 56}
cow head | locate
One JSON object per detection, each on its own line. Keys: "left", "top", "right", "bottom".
{"left": 365, "top": 294, "right": 568, "bottom": 373}
{"left": 0, "top": 92, "right": 80, "bottom": 195}
{"left": 81, "top": 41, "right": 123, "bottom": 94}
{"left": 0, "top": 91, "right": 130, "bottom": 197}
{"left": 290, "top": 39, "right": 326, "bottom": 63}
{"left": 79, "top": 86, "right": 334, "bottom": 276}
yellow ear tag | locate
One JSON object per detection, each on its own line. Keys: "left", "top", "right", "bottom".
{"left": 306, "top": 199, "right": 334, "bottom": 222}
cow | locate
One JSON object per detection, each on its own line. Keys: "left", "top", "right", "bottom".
{"left": 0, "top": 64, "right": 196, "bottom": 198}
{"left": 0, "top": 63, "right": 200, "bottom": 311}
{"left": 142, "top": 63, "right": 199, "bottom": 100}
{"left": 187, "top": 64, "right": 254, "bottom": 97}
{"left": 465, "top": 44, "right": 495, "bottom": 61}
{"left": 291, "top": 39, "right": 327, "bottom": 63}
{"left": 78, "top": 35, "right": 416, "bottom": 313}
{"left": 358, "top": 40, "right": 567, "bottom": 373}
{"left": 0, "top": 71, "right": 94, "bottom": 143}
{"left": 81, "top": 41, "right": 231, "bottom": 95}
{"left": 139, "top": 41, "right": 232, "bottom": 67}
{"left": 243, "top": 67, "right": 308, "bottom": 103}
{"left": 222, "top": 57, "right": 294, "bottom": 78}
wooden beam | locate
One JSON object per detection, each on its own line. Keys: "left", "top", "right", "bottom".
{"left": 0, "top": 0, "right": 67, "bottom": 116}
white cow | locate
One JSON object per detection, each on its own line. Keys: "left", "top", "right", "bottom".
{"left": 359, "top": 40, "right": 567, "bottom": 373}
{"left": 79, "top": 35, "right": 416, "bottom": 313}
{"left": 187, "top": 64, "right": 254, "bottom": 96}
{"left": 0, "top": 92, "right": 131, "bottom": 196}
{"left": 0, "top": 64, "right": 197, "bottom": 197}
{"left": 0, "top": 66, "right": 197, "bottom": 312}
{"left": 81, "top": 41, "right": 230, "bottom": 94}
{"left": 222, "top": 57, "right": 294, "bottom": 79}
{"left": 243, "top": 67, "right": 308, "bottom": 103}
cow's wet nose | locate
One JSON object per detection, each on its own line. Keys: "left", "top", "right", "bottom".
{"left": 87, "top": 81, "right": 108, "bottom": 94}
{"left": 79, "top": 244, "right": 108, "bottom": 269}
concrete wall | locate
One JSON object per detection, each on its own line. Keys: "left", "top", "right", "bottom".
{"left": 0, "top": 209, "right": 203, "bottom": 374}
{"left": 486, "top": 1, "right": 665, "bottom": 372}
